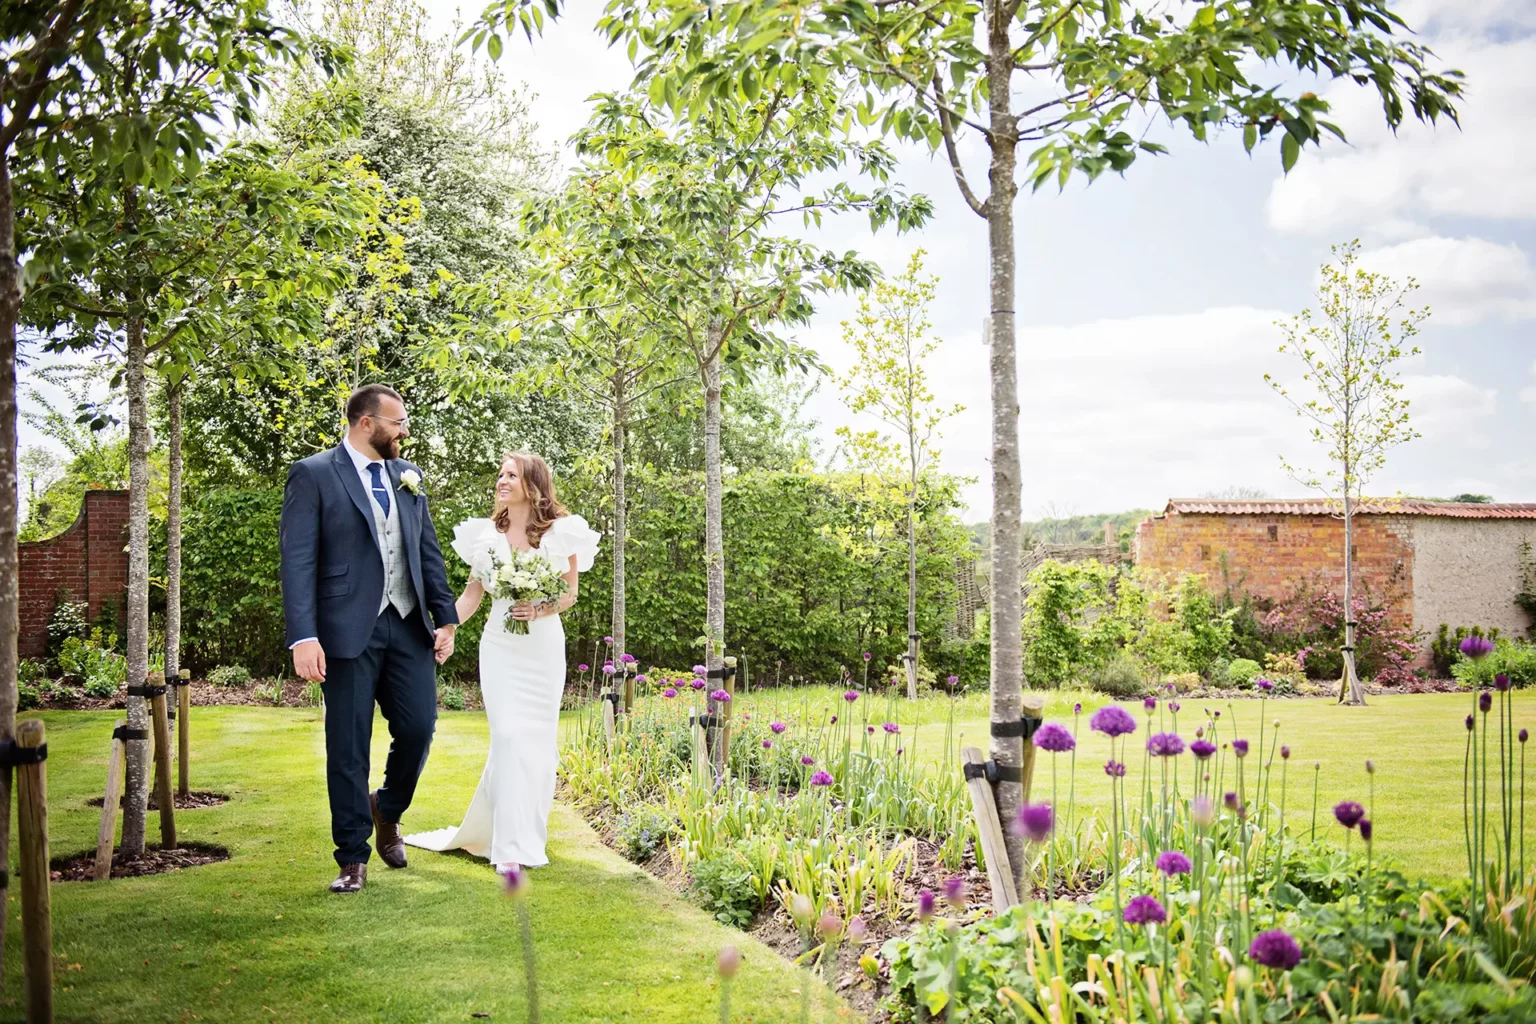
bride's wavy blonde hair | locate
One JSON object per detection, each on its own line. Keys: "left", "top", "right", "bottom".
{"left": 493, "top": 450, "right": 567, "bottom": 548}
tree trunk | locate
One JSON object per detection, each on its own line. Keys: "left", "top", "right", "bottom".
{"left": 165, "top": 378, "right": 182, "bottom": 683}
{"left": 121, "top": 311, "right": 151, "bottom": 855}
{"left": 905, "top": 476, "right": 919, "bottom": 701}
{"left": 0, "top": 152, "right": 22, "bottom": 991}
{"left": 985, "top": 0, "right": 1027, "bottom": 896}
{"left": 703, "top": 321, "right": 727, "bottom": 778}
{"left": 610, "top": 366, "right": 627, "bottom": 671}
{"left": 1338, "top": 490, "right": 1365, "bottom": 705}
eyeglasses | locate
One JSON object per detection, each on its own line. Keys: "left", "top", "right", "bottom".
{"left": 373, "top": 414, "right": 409, "bottom": 427}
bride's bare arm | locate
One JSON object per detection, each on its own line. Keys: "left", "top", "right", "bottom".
{"left": 536, "top": 557, "right": 580, "bottom": 619}
{"left": 456, "top": 579, "right": 485, "bottom": 624}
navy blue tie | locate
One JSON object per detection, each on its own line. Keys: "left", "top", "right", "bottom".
{"left": 368, "top": 463, "right": 391, "bottom": 518}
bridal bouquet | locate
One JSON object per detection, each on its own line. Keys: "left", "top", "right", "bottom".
{"left": 472, "top": 547, "right": 570, "bottom": 635}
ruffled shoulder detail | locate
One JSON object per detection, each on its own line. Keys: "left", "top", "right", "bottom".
{"left": 541, "top": 514, "right": 600, "bottom": 572}
{"left": 449, "top": 517, "right": 502, "bottom": 570}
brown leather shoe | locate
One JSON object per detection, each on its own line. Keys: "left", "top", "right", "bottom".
{"left": 329, "top": 862, "right": 366, "bottom": 893}
{"left": 371, "top": 790, "right": 407, "bottom": 869}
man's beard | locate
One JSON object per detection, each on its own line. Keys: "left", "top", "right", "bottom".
{"left": 368, "top": 425, "right": 400, "bottom": 460}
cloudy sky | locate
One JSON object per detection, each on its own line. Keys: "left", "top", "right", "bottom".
{"left": 21, "top": 0, "right": 1532, "bottom": 523}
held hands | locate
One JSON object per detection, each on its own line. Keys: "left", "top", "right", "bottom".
{"left": 434, "top": 625, "right": 457, "bottom": 664}
{"left": 509, "top": 600, "right": 539, "bottom": 623}
{"left": 293, "top": 640, "right": 327, "bottom": 683}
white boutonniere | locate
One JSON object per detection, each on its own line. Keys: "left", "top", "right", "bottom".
{"left": 398, "top": 469, "right": 423, "bottom": 495}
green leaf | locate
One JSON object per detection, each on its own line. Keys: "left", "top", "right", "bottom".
{"left": 1243, "top": 123, "right": 1257, "bottom": 153}
{"left": 487, "top": 33, "right": 503, "bottom": 60}
{"left": 1281, "top": 132, "right": 1299, "bottom": 173}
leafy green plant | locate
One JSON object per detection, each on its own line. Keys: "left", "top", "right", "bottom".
{"left": 438, "top": 683, "right": 466, "bottom": 711}
{"left": 46, "top": 590, "right": 89, "bottom": 667}
{"left": 305, "top": 681, "right": 324, "bottom": 708}
{"left": 1451, "top": 640, "right": 1536, "bottom": 689}
{"left": 58, "top": 628, "right": 126, "bottom": 698}
{"left": 690, "top": 849, "right": 762, "bottom": 929}
{"left": 1087, "top": 654, "right": 1145, "bottom": 698}
{"left": 1226, "top": 657, "right": 1261, "bottom": 687}
{"left": 208, "top": 664, "right": 252, "bottom": 689}
{"left": 616, "top": 803, "right": 676, "bottom": 863}
{"left": 252, "top": 681, "right": 283, "bottom": 706}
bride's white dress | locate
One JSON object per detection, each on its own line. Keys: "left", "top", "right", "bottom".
{"left": 403, "top": 513, "right": 600, "bottom": 869}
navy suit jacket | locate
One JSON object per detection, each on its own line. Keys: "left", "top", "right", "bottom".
{"left": 279, "top": 444, "right": 459, "bottom": 661}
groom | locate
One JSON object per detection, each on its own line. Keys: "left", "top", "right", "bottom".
{"left": 280, "top": 384, "right": 459, "bottom": 893}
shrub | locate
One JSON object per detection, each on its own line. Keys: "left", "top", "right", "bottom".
{"left": 1452, "top": 639, "right": 1536, "bottom": 690}
{"left": 438, "top": 684, "right": 466, "bottom": 711}
{"left": 616, "top": 804, "right": 675, "bottom": 863}
{"left": 1164, "top": 671, "right": 1201, "bottom": 693}
{"left": 1226, "top": 657, "right": 1261, "bottom": 687}
{"left": 1088, "top": 654, "right": 1145, "bottom": 698}
{"left": 58, "top": 629, "right": 125, "bottom": 698}
{"left": 252, "top": 681, "right": 284, "bottom": 706}
{"left": 305, "top": 681, "right": 324, "bottom": 708}
{"left": 208, "top": 664, "right": 252, "bottom": 689}
{"left": 1433, "top": 624, "right": 1501, "bottom": 678}
{"left": 1263, "top": 651, "right": 1307, "bottom": 693}
{"left": 47, "top": 591, "right": 89, "bottom": 666}
{"left": 17, "top": 658, "right": 47, "bottom": 687}
{"left": 689, "top": 849, "right": 762, "bottom": 929}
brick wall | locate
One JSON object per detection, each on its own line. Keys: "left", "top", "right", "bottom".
{"left": 1134, "top": 510, "right": 1416, "bottom": 624}
{"left": 18, "top": 489, "right": 129, "bottom": 660}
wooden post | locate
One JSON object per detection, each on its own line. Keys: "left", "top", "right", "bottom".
{"left": 1019, "top": 693, "right": 1046, "bottom": 805}
{"left": 962, "top": 746, "right": 1019, "bottom": 911}
{"left": 690, "top": 710, "right": 709, "bottom": 786}
{"left": 601, "top": 692, "right": 616, "bottom": 747}
{"left": 17, "top": 719, "right": 53, "bottom": 1023}
{"left": 718, "top": 670, "right": 737, "bottom": 769}
{"left": 176, "top": 668, "right": 190, "bottom": 798}
{"left": 150, "top": 680, "right": 177, "bottom": 849}
{"left": 623, "top": 671, "right": 635, "bottom": 715}
{"left": 95, "top": 722, "right": 128, "bottom": 882}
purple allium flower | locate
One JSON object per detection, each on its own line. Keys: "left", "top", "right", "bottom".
{"left": 717, "top": 945, "right": 740, "bottom": 978}
{"left": 817, "top": 912, "right": 843, "bottom": 939}
{"left": 1249, "top": 929, "right": 1302, "bottom": 970}
{"left": 603, "top": 636, "right": 614, "bottom": 645}
{"left": 863, "top": 651, "right": 872, "bottom": 661}
{"left": 635, "top": 674, "right": 647, "bottom": 685}
{"left": 1147, "top": 732, "right": 1185, "bottom": 757}
{"left": 711, "top": 689, "right": 731, "bottom": 703}
{"left": 801, "top": 756, "right": 815, "bottom": 766}
{"left": 1460, "top": 635, "right": 1495, "bottom": 660}
{"left": 1195, "top": 726, "right": 1205, "bottom": 738}
{"left": 1104, "top": 760, "right": 1127, "bottom": 778}
{"left": 1033, "top": 722, "right": 1076, "bottom": 752}
{"left": 1090, "top": 705, "right": 1138, "bottom": 737}
{"left": 602, "top": 665, "right": 616, "bottom": 676}
{"left": 662, "top": 687, "right": 678, "bottom": 699}
{"left": 1255, "top": 678, "right": 1274, "bottom": 693}
{"left": 848, "top": 916, "right": 869, "bottom": 943}
{"left": 577, "top": 663, "right": 589, "bottom": 672}
{"left": 1073, "top": 702, "right": 1082, "bottom": 715}
{"left": 621, "top": 653, "right": 637, "bottom": 664}
{"left": 501, "top": 864, "right": 529, "bottom": 898}
{"left": 1365, "top": 759, "right": 1374, "bottom": 774}
{"left": 1333, "top": 801, "right": 1365, "bottom": 829}
{"left": 770, "top": 721, "right": 787, "bottom": 734}
{"left": 692, "top": 664, "right": 706, "bottom": 675}
{"left": 1522, "top": 729, "right": 1530, "bottom": 744}
{"left": 867, "top": 725, "right": 876, "bottom": 734}
{"left": 946, "top": 675, "right": 959, "bottom": 686}
{"left": 1155, "top": 850, "right": 1192, "bottom": 876}
{"left": 1467, "top": 714, "right": 1475, "bottom": 731}
{"left": 1496, "top": 673, "right": 1511, "bottom": 692}
{"left": 1191, "top": 795, "right": 1215, "bottom": 828}
{"left": 1232, "top": 739, "right": 1250, "bottom": 758}
{"left": 1224, "top": 791, "right": 1239, "bottom": 811}
{"left": 1281, "top": 745, "right": 1291, "bottom": 759}
{"left": 1014, "top": 802, "right": 1055, "bottom": 842}
{"left": 1190, "top": 740, "right": 1216, "bottom": 760}
{"left": 1169, "top": 701, "right": 1181, "bottom": 713}
{"left": 896, "top": 748, "right": 904, "bottom": 757}
{"left": 1481, "top": 691, "right": 1493, "bottom": 714}
{"left": 916, "top": 890, "right": 936, "bottom": 922}
{"left": 690, "top": 678, "right": 706, "bottom": 690}
{"left": 1144, "top": 697, "right": 1158, "bottom": 711}
{"left": 883, "top": 722, "right": 900, "bottom": 734}
{"left": 1123, "top": 894, "right": 1166, "bottom": 926}
{"left": 1359, "top": 819, "right": 1373, "bottom": 842}
{"left": 762, "top": 739, "right": 772, "bottom": 749}
{"left": 830, "top": 715, "right": 838, "bottom": 725}
{"left": 942, "top": 875, "right": 967, "bottom": 909}
{"left": 810, "top": 770, "right": 834, "bottom": 787}
{"left": 843, "top": 690, "right": 859, "bottom": 703}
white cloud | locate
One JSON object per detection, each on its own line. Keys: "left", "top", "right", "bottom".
{"left": 1521, "top": 362, "right": 1536, "bottom": 407}
{"left": 1357, "top": 236, "right": 1536, "bottom": 325}
{"left": 1265, "top": 29, "right": 1536, "bottom": 234}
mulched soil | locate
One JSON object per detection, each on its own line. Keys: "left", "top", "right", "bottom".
{"left": 86, "top": 790, "right": 229, "bottom": 810}
{"left": 31, "top": 677, "right": 488, "bottom": 712}
{"left": 51, "top": 842, "right": 230, "bottom": 883}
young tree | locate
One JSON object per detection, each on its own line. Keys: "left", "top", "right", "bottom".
{"left": 1266, "top": 240, "right": 1424, "bottom": 706}
{"left": 552, "top": 0, "right": 1463, "bottom": 892}
{"left": 834, "top": 249, "right": 962, "bottom": 698}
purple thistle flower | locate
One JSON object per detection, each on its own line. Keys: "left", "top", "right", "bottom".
{"left": 1147, "top": 732, "right": 1185, "bottom": 757}
{"left": 1281, "top": 745, "right": 1291, "bottom": 759}
{"left": 1460, "top": 635, "right": 1495, "bottom": 660}
{"left": 1190, "top": 740, "right": 1216, "bottom": 760}
{"left": 810, "top": 770, "right": 834, "bottom": 787}
{"left": 690, "top": 678, "right": 706, "bottom": 690}
{"left": 621, "top": 653, "right": 637, "bottom": 664}
{"left": 770, "top": 721, "right": 787, "bottom": 734}
{"left": 1014, "top": 803, "right": 1054, "bottom": 842}
{"left": 710, "top": 689, "right": 731, "bottom": 703}
{"left": 1496, "top": 673, "right": 1511, "bottom": 692}
{"left": 1032, "top": 722, "right": 1076, "bottom": 752}
{"left": 801, "top": 756, "right": 815, "bottom": 766}
{"left": 1123, "top": 894, "right": 1166, "bottom": 926}
{"left": 1144, "top": 697, "right": 1158, "bottom": 711}
{"left": 1333, "top": 801, "right": 1365, "bottom": 829}
{"left": 1249, "top": 929, "right": 1303, "bottom": 970}
{"left": 942, "top": 875, "right": 967, "bottom": 909}
{"left": 1255, "top": 678, "right": 1274, "bottom": 693}
{"left": 1480, "top": 691, "right": 1493, "bottom": 714}
{"left": 883, "top": 722, "right": 900, "bottom": 734}
{"left": 916, "top": 890, "right": 936, "bottom": 922}
{"left": 1090, "top": 705, "right": 1138, "bottom": 738}
{"left": 1360, "top": 819, "right": 1373, "bottom": 842}
{"left": 662, "top": 687, "right": 678, "bottom": 699}
{"left": 1155, "top": 850, "right": 1192, "bottom": 876}
{"left": 1104, "top": 760, "right": 1127, "bottom": 778}
{"left": 1232, "top": 739, "right": 1250, "bottom": 758}
{"left": 843, "top": 690, "right": 859, "bottom": 703}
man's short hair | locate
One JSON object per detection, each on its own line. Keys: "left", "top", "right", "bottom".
{"left": 346, "top": 384, "right": 404, "bottom": 425}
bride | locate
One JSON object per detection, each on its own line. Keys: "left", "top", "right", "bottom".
{"left": 404, "top": 450, "right": 599, "bottom": 871}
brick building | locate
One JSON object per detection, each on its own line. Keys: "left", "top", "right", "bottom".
{"left": 18, "top": 489, "right": 129, "bottom": 660}
{"left": 1135, "top": 499, "right": 1536, "bottom": 656}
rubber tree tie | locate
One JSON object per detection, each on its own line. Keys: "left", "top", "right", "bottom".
{"left": 164, "top": 675, "right": 185, "bottom": 688}
{"left": 1021, "top": 715, "right": 1043, "bottom": 740}
{"left": 127, "top": 684, "right": 167, "bottom": 697}
{"left": 696, "top": 714, "right": 719, "bottom": 730}
{"left": 706, "top": 667, "right": 736, "bottom": 680}
{"left": 113, "top": 726, "right": 150, "bottom": 742}
{"left": 601, "top": 692, "right": 621, "bottom": 707}
{"left": 992, "top": 763, "right": 1022, "bottom": 784}
{"left": 0, "top": 870, "right": 8, "bottom": 889}
{"left": 962, "top": 762, "right": 986, "bottom": 781}
{"left": 0, "top": 741, "right": 47, "bottom": 766}
{"left": 990, "top": 719, "right": 1027, "bottom": 738}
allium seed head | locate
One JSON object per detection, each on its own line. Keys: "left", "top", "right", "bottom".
{"left": 1104, "top": 760, "right": 1127, "bottom": 778}
{"left": 1123, "top": 894, "right": 1166, "bottom": 925}
{"left": 1014, "top": 803, "right": 1054, "bottom": 842}
{"left": 1156, "top": 850, "right": 1192, "bottom": 876}
{"left": 1249, "top": 929, "right": 1303, "bottom": 971}
{"left": 1147, "top": 732, "right": 1185, "bottom": 757}
{"left": 1333, "top": 801, "right": 1365, "bottom": 829}
{"left": 1359, "top": 819, "right": 1373, "bottom": 843}
{"left": 1232, "top": 739, "right": 1250, "bottom": 758}
{"left": 1090, "top": 705, "right": 1138, "bottom": 737}
{"left": 1481, "top": 691, "right": 1493, "bottom": 713}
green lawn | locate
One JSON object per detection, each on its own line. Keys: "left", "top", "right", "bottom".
{"left": 7, "top": 707, "right": 848, "bottom": 1024}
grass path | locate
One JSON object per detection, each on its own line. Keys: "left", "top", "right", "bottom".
{"left": 6, "top": 707, "right": 847, "bottom": 1023}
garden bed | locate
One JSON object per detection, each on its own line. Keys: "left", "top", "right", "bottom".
{"left": 22, "top": 677, "right": 487, "bottom": 712}
{"left": 51, "top": 841, "right": 231, "bottom": 882}
{"left": 87, "top": 790, "right": 229, "bottom": 810}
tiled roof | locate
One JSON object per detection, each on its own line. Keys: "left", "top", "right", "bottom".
{"left": 1164, "top": 499, "right": 1536, "bottom": 519}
